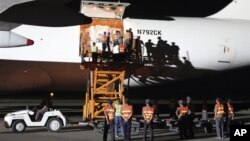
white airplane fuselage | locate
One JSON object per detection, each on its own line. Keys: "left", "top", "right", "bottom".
{"left": 0, "top": 0, "right": 250, "bottom": 93}
{"left": 0, "top": 17, "right": 249, "bottom": 93}
{"left": 123, "top": 18, "right": 250, "bottom": 70}
{"left": 1, "top": 18, "right": 250, "bottom": 68}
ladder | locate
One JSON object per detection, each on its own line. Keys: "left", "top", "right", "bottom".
{"left": 83, "top": 68, "right": 125, "bottom": 120}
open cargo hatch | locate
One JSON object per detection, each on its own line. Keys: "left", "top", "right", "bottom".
{"left": 80, "top": 0, "right": 130, "bottom": 19}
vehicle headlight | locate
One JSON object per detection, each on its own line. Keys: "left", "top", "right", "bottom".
{"left": 4, "top": 115, "right": 11, "bottom": 124}
{"left": 5, "top": 113, "right": 14, "bottom": 116}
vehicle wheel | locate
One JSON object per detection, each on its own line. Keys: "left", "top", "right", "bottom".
{"left": 47, "top": 118, "right": 62, "bottom": 132}
{"left": 12, "top": 120, "right": 26, "bottom": 133}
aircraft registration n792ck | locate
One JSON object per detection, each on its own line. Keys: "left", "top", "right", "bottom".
{"left": 0, "top": 0, "right": 249, "bottom": 94}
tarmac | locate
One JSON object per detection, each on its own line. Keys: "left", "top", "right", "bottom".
{"left": 0, "top": 119, "right": 229, "bottom": 141}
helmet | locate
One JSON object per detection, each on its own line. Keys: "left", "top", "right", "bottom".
{"left": 145, "top": 99, "right": 150, "bottom": 104}
{"left": 186, "top": 96, "right": 191, "bottom": 103}
{"left": 178, "top": 100, "right": 184, "bottom": 105}
{"left": 216, "top": 98, "right": 221, "bottom": 103}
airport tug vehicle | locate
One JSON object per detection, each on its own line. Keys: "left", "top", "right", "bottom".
{"left": 4, "top": 107, "right": 66, "bottom": 133}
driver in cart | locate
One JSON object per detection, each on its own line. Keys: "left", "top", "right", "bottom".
{"left": 35, "top": 93, "right": 53, "bottom": 121}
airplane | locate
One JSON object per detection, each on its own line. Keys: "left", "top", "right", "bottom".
{"left": 0, "top": 0, "right": 249, "bottom": 96}
{"left": 0, "top": 21, "right": 34, "bottom": 47}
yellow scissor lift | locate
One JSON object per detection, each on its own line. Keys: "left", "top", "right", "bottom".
{"left": 83, "top": 69, "right": 125, "bottom": 121}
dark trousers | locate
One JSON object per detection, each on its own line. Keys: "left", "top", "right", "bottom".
{"left": 115, "top": 116, "right": 124, "bottom": 136}
{"left": 123, "top": 119, "right": 131, "bottom": 141}
{"left": 125, "top": 42, "right": 132, "bottom": 61}
{"left": 102, "top": 43, "right": 107, "bottom": 52}
{"left": 215, "top": 117, "right": 224, "bottom": 138}
{"left": 178, "top": 116, "right": 188, "bottom": 139}
{"left": 135, "top": 50, "right": 142, "bottom": 63}
{"left": 226, "top": 117, "right": 233, "bottom": 136}
{"left": 103, "top": 120, "right": 115, "bottom": 141}
{"left": 143, "top": 121, "right": 153, "bottom": 141}
{"left": 106, "top": 42, "right": 110, "bottom": 52}
{"left": 187, "top": 114, "right": 195, "bottom": 138}
{"left": 35, "top": 107, "right": 48, "bottom": 121}
{"left": 92, "top": 52, "right": 98, "bottom": 62}
{"left": 146, "top": 51, "right": 151, "bottom": 61}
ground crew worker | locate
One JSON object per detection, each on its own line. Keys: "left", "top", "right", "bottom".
{"left": 117, "top": 31, "right": 123, "bottom": 46}
{"left": 186, "top": 96, "right": 195, "bottom": 138}
{"left": 226, "top": 99, "right": 235, "bottom": 137}
{"left": 103, "top": 99, "right": 116, "bottom": 141}
{"left": 124, "top": 29, "right": 132, "bottom": 61}
{"left": 91, "top": 42, "right": 98, "bottom": 63}
{"left": 35, "top": 93, "right": 53, "bottom": 121}
{"left": 214, "top": 98, "right": 225, "bottom": 139}
{"left": 112, "top": 30, "right": 119, "bottom": 46}
{"left": 121, "top": 99, "right": 133, "bottom": 141}
{"left": 142, "top": 99, "right": 154, "bottom": 141}
{"left": 114, "top": 99, "right": 124, "bottom": 137}
{"left": 176, "top": 99, "right": 189, "bottom": 139}
{"left": 152, "top": 99, "right": 159, "bottom": 120}
{"left": 201, "top": 100, "right": 208, "bottom": 121}
{"left": 118, "top": 43, "right": 126, "bottom": 62}
{"left": 102, "top": 32, "right": 108, "bottom": 52}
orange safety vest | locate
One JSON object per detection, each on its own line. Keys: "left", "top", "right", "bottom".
{"left": 215, "top": 103, "right": 225, "bottom": 116}
{"left": 143, "top": 106, "right": 154, "bottom": 123}
{"left": 178, "top": 106, "right": 189, "bottom": 117}
{"left": 121, "top": 105, "right": 133, "bottom": 121}
{"left": 119, "top": 44, "right": 125, "bottom": 53}
{"left": 228, "top": 103, "right": 234, "bottom": 116}
{"left": 104, "top": 106, "right": 115, "bottom": 122}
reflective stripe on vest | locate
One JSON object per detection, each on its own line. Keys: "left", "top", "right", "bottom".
{"left": 228, "top": 104, "right": 234, "bottom": 115}
{"left": 179, "top": 106, "right": 188, "bottom": 117}
{"left": 119, "top": 44, "right": 125, "bottom": 53}
{"left": 143, "top": 106, "right": 154, "bottom": 122}
{"left": 121, "top": 105, "right": 133, "bottom": 121}
{"left": 216, "top": 104, "right": 225, "bottom": 116}
{"left": 105, "top": 106, "right": 115, "bottom": 122}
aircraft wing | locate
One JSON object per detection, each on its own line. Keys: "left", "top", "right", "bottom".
{"left": 0, "top": 21, "right": 20, "bottom": 31}
{"left": 0, "top": 0, "right": 92, "bottom": 27}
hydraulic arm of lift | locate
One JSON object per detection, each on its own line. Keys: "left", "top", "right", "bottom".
{"left": 83, "top": 68, "right": 125, "bottom": 120}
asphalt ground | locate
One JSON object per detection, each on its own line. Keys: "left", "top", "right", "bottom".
{"left": 0, "top": 119, "right": 229, "bottom": 141}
